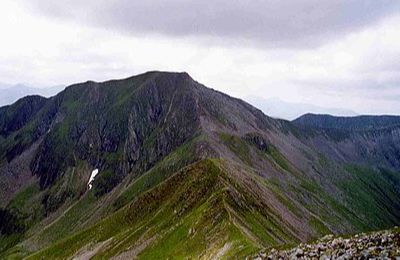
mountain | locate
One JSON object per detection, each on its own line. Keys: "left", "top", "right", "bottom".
{"left": 294, "top": 113, "right": 400, "bottom": 131}
{"left": 293, "top": 114, "right": 400, "bottom": 169}
{"left": 246, "top": 96, "right": 357, "bottom": 120}
{"left": 0, "top": 71, "right": 399, "bottom": 259}
{"left": 0, "top": 84, "right": 65, "bottom": 107}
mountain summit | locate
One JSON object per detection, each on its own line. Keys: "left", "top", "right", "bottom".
{"left": 1, "top": 72, "right": 400, "bottom": 258}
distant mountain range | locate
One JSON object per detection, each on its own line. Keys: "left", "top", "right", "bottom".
{"left": 246, "top": 96, "right": 357, "bottom": 120}
{"left": 294, "top": 113, "right": 400, "bottom": 131}
{"left": 0, "top": 72, "right": 399, "bottom": 258}
{"left": 0, "top": 83, "right": 65, "bottom": 106}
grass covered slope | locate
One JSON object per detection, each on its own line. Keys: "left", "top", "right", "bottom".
{"left": 1, "top": 134, "right": 207, "bottom": 258}
{"left": 26, "top": 159, "right": 299, "bottom": 259}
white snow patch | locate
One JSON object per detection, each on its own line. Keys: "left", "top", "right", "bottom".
{"left": 88, "top": 169, "right": 99, "bottom": 190}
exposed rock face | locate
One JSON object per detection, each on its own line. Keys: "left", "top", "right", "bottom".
{"left": 255, "top": 228, "right": 400, "bottom": 259}
{"left": 243, "top": 133, "right": 269, "bottom": 152}
{"left": 29, "top": 72, "right": 203, "bottom": 191}
{"left": 293, "top": 114, "right": 400, "bottom": 171}
{"left": 0, "top": 95, "right": 47, "bottom": 137}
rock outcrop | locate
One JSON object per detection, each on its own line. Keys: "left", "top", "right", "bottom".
{"left": 256, "top": 228, "right": 400, "bottom": 259}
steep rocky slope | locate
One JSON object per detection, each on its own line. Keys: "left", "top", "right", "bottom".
{"left": 255, "top": 227, "right": 400, "bottom": 259}
{"left": 293, "top": 113, "right": 400, "bottom": 170}
{"left": 0, "top": 72, "right": 399, "bottom": 258}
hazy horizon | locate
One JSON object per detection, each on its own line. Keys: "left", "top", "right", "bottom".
{"left": 5, "top": 78, "right": 400, "bottom": 120}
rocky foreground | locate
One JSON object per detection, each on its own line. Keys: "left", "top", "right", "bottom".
{"left": 254, "top": 228, "right": 400, "bottom": 259}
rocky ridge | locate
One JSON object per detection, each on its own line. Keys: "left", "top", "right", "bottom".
{"left": 255, "top": 228, "right": 400, "bottom": 259}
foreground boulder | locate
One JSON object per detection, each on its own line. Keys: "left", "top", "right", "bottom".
{"left": 255, "top": 227, "right": 400, "bottom": 259}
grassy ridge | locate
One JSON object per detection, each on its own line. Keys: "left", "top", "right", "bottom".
{"left": 26, "top": 159, "right": 301, "bottom": 259}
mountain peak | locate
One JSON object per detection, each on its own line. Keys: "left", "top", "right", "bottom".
{"left": 57, "top": 71, "right": 197, "bottom": 101}
{"left": 107, "top": 70, "right": 193, "bottom": 85}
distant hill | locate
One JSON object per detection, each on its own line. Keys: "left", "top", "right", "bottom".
{"left": 246, "top": 96, "right": 357, "bottom": 120}
{"left": 293, "top": 113, "right": 400, "bottom": 131}
{"left": 292, "top": 113, "right": 400, "bottom": 170}
{"left": 0, "top": 84, "right": 64, "bottom": 106}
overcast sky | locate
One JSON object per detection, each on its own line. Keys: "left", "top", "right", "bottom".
{"left": 1, "top": 0, "right": 400, "bottom": 115}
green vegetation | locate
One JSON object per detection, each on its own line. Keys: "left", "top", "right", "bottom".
{"left": 0, "top": 208, "right": 26, "bottom": 254}
{"left": 264, "top": 178, "right": 302, "bottom": 217}
{"left": 288, "top": 175, "right": 366, "bottom": 233}
{"left": 93, "top": 170, "right": 122, "bottom": 197}
{"left": 337, "top": 165, "right": 400, "bottom": 229}
{"left": 8, "top": 183, "right": 40, "bottom": 211}
{"left": 0, "top": 182, "right": 45, "bottom": 257}
{"left": 309, "top": 216, "right": 330, "bottom": 235}
{"left": 317, "top": 153, "right": 330, "bottom": 168}
{"left": 219, "top": 133, "right": 252, "bottom": 165}
{"left": 25, "top": 159, "right": 297, "bottom": 259}
{"left": 113, "top": 136, "right": 200, "bottom": 210}
{"left": 265, "top": 145, "right": 290, "bottom": 172}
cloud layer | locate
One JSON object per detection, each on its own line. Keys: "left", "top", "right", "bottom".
{"left": 19, "top": 0, "right": 400, "bottom": 48}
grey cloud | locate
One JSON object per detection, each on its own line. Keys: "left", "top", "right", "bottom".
{"left": 19, "top": 0, "right": 400, "bottom": 48}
